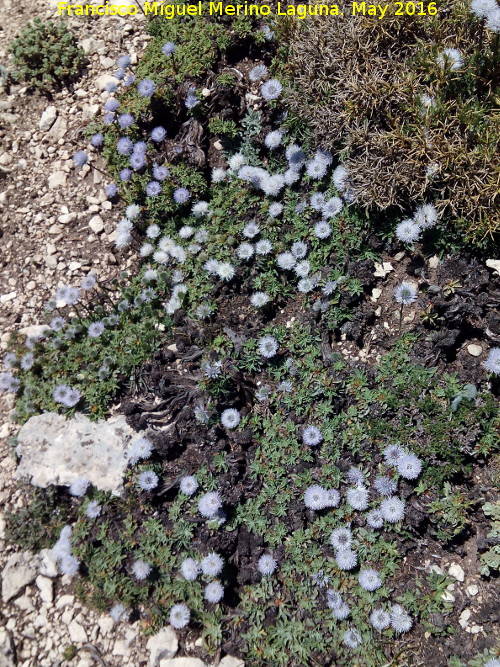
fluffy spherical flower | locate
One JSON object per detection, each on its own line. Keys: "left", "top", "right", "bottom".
{"left": 255, "top": 239, "right": 272, "bottom": 255}
{"left": 130, "top": 153, "right": 146, "bottom": 170}
{"left": 251, "top": 292, "right": 270, "bottom": 308}
{"left": 330, "top": 527, "right": 353, "bottom": 550}
{"left": 298, "top": 276, "right": 317, "bottom": 293}
{"left": 90, "top": 132, "right": 105, "bottom": 147}
{"left": 304, "top": 485, "right": 329, "bottom": 510}
{"left": 73, "top": 151, "right": 88, "bottom": 168}
{"left": 332, "top": 602, "right": 351, "bottom": 620}
{"left": 237, "top": 242, "right": 254, "bottom": 260}
{"left": 265, "top": 130, "right": 283, "bottom": 149}
{"left": 20, "top": 353, "right": 34, "bottom": 370}
{"left": 484, "top": 347, "right": 500, "bottom": 375}
{"left": 346, "top": 467, "right": 365, "bottom": 486}
{"left": 437, "top": 47, "right": 463, "bottom": 71}
{"left": 470, "top": 0, "right": 497, "bottom": 16}
{"left": 302, "top": 425, "right": 322, "bottom": 446}
{"left": 137, "top": 470, "right": 159, "bottom": 491}
{"left": 346, "top": 486, "right": 369, "bottom": 511}
{"left": 179, "top": 475, "right": 198, "bottom": 496}
{"left": 261, "top": 173, "right": 285, "bottom": 196}
{"left": 243, "top": 221, "right": 260, "bottom": 238}
{"left": 366, "top": 509, "right": 384, "bottom": 529}
{"left": 85, "top": 500, "right": 102, "bottom": 519}
{"left": 212, "top": 167, "right": 226, "bottom": 183}
{"left": 326, "top": 489, "right": 341, "bottom": 507}
{"left": 88, "top": 321, "right": 105, "bottom": 338}
{"left": 486, "top": 8, "right": 500, "bottom": 30}
{"left": 105, "top": 183, "right": 117, "bottom": 198}
{"left": 69, "top": 478, "right": 89, "bottom": 497}
{"left": 201, "top": 552, "right": 224, "bottom": 576}
{"left": 151, "top": 126, "right": 166, "bottom": 142}
{"left": 52, "top": 384, "right": 81, "bottom": 408}
{"left": 198, "top": 491, "right": 223, "bottom": 518}
{"left": 343, "top": 629, "right": 362, "bottom": 649}
{"left": 390, "top": 604, "right": 413, "bottom": 633}
{"left": 169, "top": 603, "right": 190, "bottom": 629}
{"left": 336, "top": 549, "right": 358, "bottom": 571}
{"left": 221, "top": 408, "right": 241, "bottom": 429}
{"left": 277, "top": 252, "right": 296, "bottom": 270}
{"left": 394, "top": 281, "right": 418, "bottom": 305}
{"left": 146, "top": 181, "right": 162, "bottom": 197}
{"left": 294, "top": 260, "right": 310, "bottom": 278}
{"left": 261, "top": 78, "right": 283, "bottom": 100}
{"left": 110, "top": 603, "right": 127, "bottom": 623}
{"left": 306, "top": 159, "right": 328, "bottom": 179}
{"left": 205, "top": 581, "right": 224, "bottom": 603}
{"left": 359, "top": 568, "right": 382, "bottom": 591}
{"left": 126, "top": 204, "right": 141, "bottom": 220}
{"left": 374, "top": 476, "right": 398, "bottom": 496}
{"left": 414, "top": 203, "right": 438, "bottom": 229}
{"left": 322, "top": 197, "right": 343, "bottom": 218}
{"left": 173, "top": 187, "right": 190, "bottom": 204}
{"left": 162, "top": 41, "right": 176, "bottom": 55}
{"left": 383, "top": 444, "right": 405, "bottom": 466}
{"left": 60, "top": 554, "right": 80, "bottom": 576}
{"left": 380, "top": 497, "right": 405, "bottom": 523}
{"left": 268, "top": 202, "right": 283, "bottom": 217}
{"left": 370, "top": 608, "right": 391, "bottom": 631}
{"left": 396, "top": 453, "right": 422, "bottom": 480}
{"left": 131, "top": 559, "right": 151, "bottom": 581}
{"left": 127, "top": 436, "right": 153, "bottom": 465}
{"left": 315, "top": 221, "right": 332, "bottom": 239}
{"left": 138, "top": 78, "right": 156, "bottom": 97}
{"left": 258, "top": 554, "right": 277, "bottom": 575}
{"left": 153, "top": 164, "right": 169, "bottom": 181}
{"left": 120, "top": 167, "right": 132, "bottom": 181}
{"left": 396, "top": 218, "right": 421, "bottom": 244}
{"left": 258, "top": 335, "right": 279, "bottom": 358}
{"left": 181, "top": 558, "right": 200, "bottom": 581}
{"left": 249, "top": 64, "right": 268, "bottom": 81}
{"left": 118, "top": 113, "right": 134, "bottom": 129}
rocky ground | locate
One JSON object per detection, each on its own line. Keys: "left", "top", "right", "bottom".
{"left": 0, "top": 2, "right": 243, "bottom": 665}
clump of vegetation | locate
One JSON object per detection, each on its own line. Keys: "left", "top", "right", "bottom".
{"left": 285, "top": 0, "right": 500, "bottom": 243}
{"left": 8, "top": 18, "right": 85, "bottom": 92}
{"left": 480, "top": 500, "right": 500, "bottom": 575}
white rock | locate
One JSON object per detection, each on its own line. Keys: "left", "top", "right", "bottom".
{"left": 467, "top": 344, "right": 482, "bottom": 357}
{"left": 373, "top": 261, "right": 393, "bottom": 278}
{"left": 35, "top": 575, "right": 53, "bottom": 603}
{"left": 466, "top": 584, "right": 479, "bottom": 596}
{"left": 95, "top": 74, "right": 118, "bottom": 91}
{"left": 68, "top": 619, "right": 88, "bottom": 644}
{"left": 147, "top": 627, "right": 179, "bottom": 665}
{"left": 428, "top": 255, "right": 440, "bottom": 269}
{"left": 89, "top": 215, "right": 104, "bottom": 234}
{"left": 2, "top": 552, "right": 40, "bottom": 602}
{"left": 0, "top": 629, "right": 16, "bottom": 667}
{"left": 0, "top": 153, "right": 13, "bottom": 166}
{"left": 159, "top": 659, "right": 206, "bottom": 667}
{"left": 459, "top": 609, "right": 471, "bottom": 628}
{"left": 370, "top": 288, "right": 382, "bottom": 302}
{"left": 218, "top": 658, "right": 245, "bottom": 667}
{"left": 0, "top": 292, "right": 16, "bottom": 303}
{"left": 47, "top": 116, "right": 68, "bottom": 141}
{"left": 39, "top": 106, "right": 57, "bottom": 132}
{"left": 441, "top": 589, "right": 455, "bottom": 603}
{"left": 12, "top": 595, "right": 34, "bottom": 612}
{"left": 48, "top": 171, "right": 67, "bottom": 189}
{"left": 15, "top": 412, "right": 137, "bottom": 495}
{"left": 486, "top": 259, "right": 500, "bottom": 275}
{"left": 56, "top": 594, "right": 75, "bottom": 609}
{"left": 467, "top": 624, "right": 483, "bottom": 634}
{"left": 80, "top": 38, "right": 106, "bottom": 55}
{"left": 448, "top": 563, "right": 465, "bottom": 582}
{"left": 18, "top": 324, "right": 50, "bottom": 340}
{"left": 98, "top": 615, "right": 114, "bottom": 635}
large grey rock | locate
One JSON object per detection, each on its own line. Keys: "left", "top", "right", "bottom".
{"left": 16, "top": 413, "right": 137, "bottom": 495}
{"left": 147, "top": 627, "right": 179, "bottom": 666}
{"left": 0, "top": 629, "right": 16, "bottom": 667}
{"left": 39, "top": 106, "right": 57, "bottom": 132}
{"left": 2, "top": 551, "right": 40, "bottom": 603}
{"left": 218, "top": 658, "right": 245, "bottom": 667}
{"left": 159, "top": 659, "right": 206, "bottom": 667}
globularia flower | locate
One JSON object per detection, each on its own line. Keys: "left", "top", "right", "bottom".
{"left": 198, "top": 491, "right": 223, "bottom": 518}
{"left": 181, "top": 558, "right": 200, "bottom": 581}
{"left": 366, "top": 509, "right": 384, "bottom": 529}
{"left": 470, "top": 0, "right": 497, "bottom": 16}
{"left": 294, "top": 260, "right": 311, "bottom": 278}
{"left": 110, "top": 603, "right": 127, "bottom": 623}
{"left": 173, "top": 187, "right": 190, "bottom": 204}
{"left": 130, "top": 153, "right": 146, "bottom": 170}
{"left": 258, "top": 335, "right": 279, "bottom": 358}
{"left": 322, "top": 197, "right": 343, "bottom": 218}
{"left": 237, "top": 242, "right": 254, "bottom": 260}
{"left": 153, "top": 164, "right": 169, "bottom": 181}
{"left": 242, "top": 221, "right": 260, "bottom": 238}
{"left": 105, "top": 183, "right": 117, "bottom": 199}
{"left": 330, "top": 527, "right": 353, "bottom": 550}
{"left": 343, "top": 629, "right": 362, "bottom": 649}
{"left": 358, "top": 569, "right": 382, "bottom": 591}
{"left": 69, "top": 478, "right": 89, "bottom": 497}
{"left": 249, "top": 64, "right": 268, "bottom": 81}
{"left": 486, "top": 8, "right": 500, "bottom": 30}
{"left": 437, "top": 47, "right": 464, "bottom": 71}
{"left": 138, "top": 78, "right": 156, "bottom": 97}
{"left": 221, "top": 408, "right": 241, "bottom": 429}
{"left": 261, "top": 173, "right": 286, "bottom": 196}
{"left": 185, "top": 89, "right": 199, "bottom": 109}
{"left": 302, "top": 425, "right": 323, "bottom": 446}
{"left": 137, "top": 470, "right": 159, "bottom": 491}
{"left": 146, "top": 181, "right": 162, "bottom": 197}
{"left": 383, "top": 444, "right": 405, "bottom": 466}
{"left": 117, "top": 54, "right": 131, "bottom": 68}
{"left": 304, "top": 485, "right": 329, "bottom": 510}
{"left": 484, "top": 347, "right": 500, "bottom": 375}
{"left": 346, "top": 467, "right": 365, "bottom": 486}
{"left": 290, "top": 241, "right": 308, "bottom": 259}
{"left": 261, "top": 79, "right": 283, "bottom": 100}
{"left": 265, "top": 131, "right": 283, "bottom": 149}
{"left": 347, "top": 486, "right": 369, "bottom": 511}
{"left": 216, "top": 262, "right": 235, "bottom": 281}
{"left": 205, "top": 581, "right": 224, "bottom": 603}
{"left": 131, "top": 559, "right": 152, "bottom": 581}
{"left": 73, "top": 151, "right": 88, "bottom": 168}
{"left": 298, "top": 277, "right": 317, "bottom": 293}
{"left": 88, "top": 321, "right": 105, "bottom": 338}
{"left": 20, "top": 353, "right": 34, "bottom": 370}
{"left": 169, "top": 603, "right": 190, "bottom": 629}
{"left": 395, "top": 218, "right": 421, "bottom": 244}
{"left": 394, "top": 282, "right": 418, "bottom": 305}
{"left": 370, "top": 608, "right": 391, "bottom": 631}
{"left": 201, "top": 552, "right": 224, "bottom": 576}
{"left": 413, "top": 203, "right": 438, "bottom": 228}
{"left": 179, "top": 475, "right": 199, "bottom": 496}
{"left": 374, "top": 476, "right": 398, "bottom": 497}
{"left": 326, "top": 489, "right": 341, "bottom": 507}
{"left": 120, "top": 167, "right": 132, "bottom": 181}
{"left": 212, "top": 167, "right": 226, "bottom": 183}
{"left": 90, "top": 132, "right": 105, "bottom": 147}
{"left": 315, "top": 221, "right": 332, "bottom": 239}
{"left": 60, "top": 554, "right": 80, "bottom": 577}
{"left": 396, "top": 453, "right": 422, "bottom": 480}
{"left": 127, "top": 436, "right": 153, "bottom": 465}
{"left": 255, "top": 385, "right": 271, "bottom": 402}
{"left": 277, "top": 252, "right": 296, "bottom": 270}
{"left": 118, "top": 113, "right": 134, "bottom": 129}
{"left": 390, "top": 604, "right": 413, "bottom": 633}
{"left": 306, "top": 159, "right": 328, "bottom": 179}
{"left": 85, "top": 500, "right": 102, "bottom": 519}
{"left": 151, "top": 126, "right": 166, "bottom": 142}
{"left": 52, "top": 384, "right": 81, "bottom": 408}
{"left": 332, "top": 601, "right": 351, "bottom": 620}
{"left": 268, "top": 202, "right": 283, "bottom": 217}
{"left": 105, "top": 81, "right": 117, "bottom": 93}
{"left": 255, "top": 239, "right": 272, "bottom": 255}
{"left": 258, "top": 554, "right": 277, "bottom": 575}
{"left": 251, "top": 292, "right": 270, "bottom": 308}
{"left": 380, "top": 497, "right": 405, "bottom": 523}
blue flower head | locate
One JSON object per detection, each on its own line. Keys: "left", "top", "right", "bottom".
{"left": 73, "top": 151, "right": 88, "bottom": 168}
{"left": 138, "top": 78, "right": 156, "bottom": 98}
{"left": 151, "top": 126, "right": 166, "bottom": 142}
{"left": 162, "top": 41, "right": 176, "bottom": 55}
